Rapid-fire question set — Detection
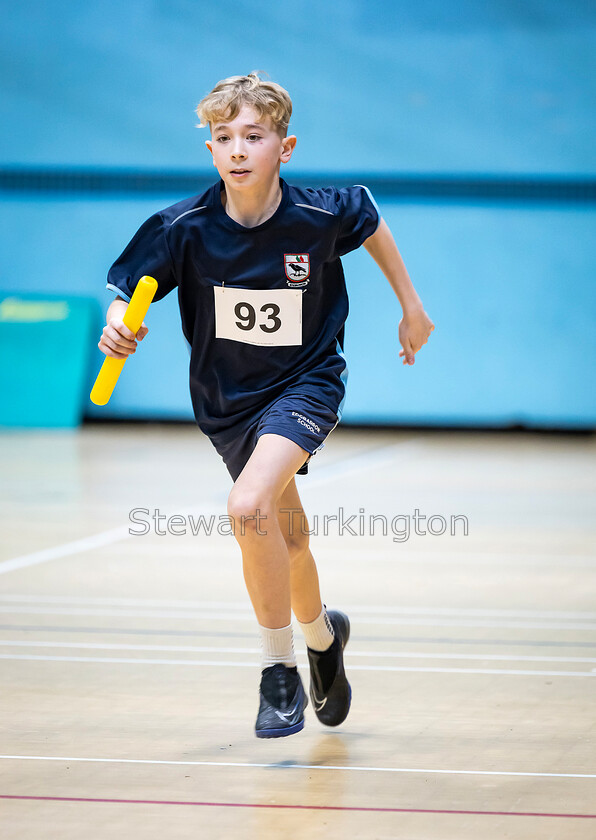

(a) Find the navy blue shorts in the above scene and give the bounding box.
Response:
[211,394,339,482]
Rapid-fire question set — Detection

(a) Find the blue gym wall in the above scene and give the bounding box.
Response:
[1,1,595,427]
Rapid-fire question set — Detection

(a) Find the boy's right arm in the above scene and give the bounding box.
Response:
[98,296,149,360]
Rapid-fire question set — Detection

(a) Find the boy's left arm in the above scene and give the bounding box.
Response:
[363,218,434,365]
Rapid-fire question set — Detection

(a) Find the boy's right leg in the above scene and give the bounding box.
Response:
[227,433,310,738]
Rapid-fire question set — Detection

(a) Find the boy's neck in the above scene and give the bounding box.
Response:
[221,174,283,228]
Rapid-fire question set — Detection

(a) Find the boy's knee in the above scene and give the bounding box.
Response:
[227,487,272,535]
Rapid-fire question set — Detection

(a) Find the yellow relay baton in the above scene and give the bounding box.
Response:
[90,275,158,406]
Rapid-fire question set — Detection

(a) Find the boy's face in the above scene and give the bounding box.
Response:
[205,104,296,192]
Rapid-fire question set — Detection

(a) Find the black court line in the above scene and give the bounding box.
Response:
[1,625,596,648]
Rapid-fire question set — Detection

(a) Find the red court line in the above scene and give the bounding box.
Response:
[1,795,595,819]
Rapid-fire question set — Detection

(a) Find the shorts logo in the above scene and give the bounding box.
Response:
[284,254,310,287]
[292,411,320,434]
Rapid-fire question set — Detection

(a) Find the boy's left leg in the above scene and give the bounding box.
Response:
[277,479,352,728]
[275,477,325,626]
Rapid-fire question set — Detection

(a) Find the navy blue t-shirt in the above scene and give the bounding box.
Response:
[107,178,379,441]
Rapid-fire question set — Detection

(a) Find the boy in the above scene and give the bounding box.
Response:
[99,72,434,738]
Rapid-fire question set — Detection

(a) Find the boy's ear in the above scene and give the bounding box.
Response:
[280,134,297,164]
[205,139,219,168]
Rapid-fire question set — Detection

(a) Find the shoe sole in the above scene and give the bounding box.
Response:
[255,719,305,739]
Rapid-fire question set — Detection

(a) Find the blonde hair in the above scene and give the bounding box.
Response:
[196,72,292,135]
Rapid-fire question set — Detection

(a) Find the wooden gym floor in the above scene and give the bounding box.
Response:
[0,424,595,839]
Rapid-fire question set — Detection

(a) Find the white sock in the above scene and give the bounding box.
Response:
[259,623,296,668]
[298,607,335,652]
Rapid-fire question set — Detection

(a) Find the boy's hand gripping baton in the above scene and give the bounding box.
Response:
[90,275,158,406]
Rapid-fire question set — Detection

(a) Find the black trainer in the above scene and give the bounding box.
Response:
[307,609,351,727]
[255,664,308,739]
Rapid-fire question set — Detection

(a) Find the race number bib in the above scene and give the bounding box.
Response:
[214,287,302,347]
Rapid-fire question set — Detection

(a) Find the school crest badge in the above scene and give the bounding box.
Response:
[284,254,310,287]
